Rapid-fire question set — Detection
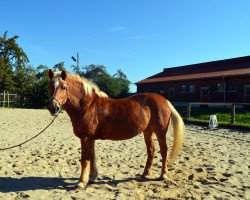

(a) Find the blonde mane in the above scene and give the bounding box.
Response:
[80,76,108,97]
[69,73,108,97]
[53,71,108,97]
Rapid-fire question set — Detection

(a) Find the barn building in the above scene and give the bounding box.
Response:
[136,56,250,103]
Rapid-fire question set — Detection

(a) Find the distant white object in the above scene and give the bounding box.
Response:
[209,115,218,128]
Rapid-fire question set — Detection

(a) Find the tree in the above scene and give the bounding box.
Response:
[0,31,29,70]
[114,69,131,97]
[0,31,57,108]
[0,58,15,92]
[72,64,131,98]
[53,62,65,71]
[23,65,50,108]
[71,64,80,75]
[0,31,30,93]
[96,75,123,97]
[13,65,36,94]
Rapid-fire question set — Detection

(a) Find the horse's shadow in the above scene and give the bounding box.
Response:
[0,176,158,193]
[0,177,78,193]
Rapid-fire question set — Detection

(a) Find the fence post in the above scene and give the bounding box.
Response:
[231,104,235,124]
[186,103,191,118]
[3,91,5,107]
[7,91,10,107]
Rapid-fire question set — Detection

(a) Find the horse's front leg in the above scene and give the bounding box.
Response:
[77,137,94,189]
[89,140,98,183]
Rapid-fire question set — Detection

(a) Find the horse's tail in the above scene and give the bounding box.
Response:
[167,100,185,165]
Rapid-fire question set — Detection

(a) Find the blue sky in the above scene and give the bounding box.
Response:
[1,0,250,92]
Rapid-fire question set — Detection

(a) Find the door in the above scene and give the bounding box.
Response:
[200,87,209,102]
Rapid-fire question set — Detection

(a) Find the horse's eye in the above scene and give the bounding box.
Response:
[62,85,67,90]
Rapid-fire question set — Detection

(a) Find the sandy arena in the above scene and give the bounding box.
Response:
[0,108,249,199]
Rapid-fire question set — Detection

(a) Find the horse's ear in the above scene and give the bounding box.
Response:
[61,69,67,80]
[48,69,54,80]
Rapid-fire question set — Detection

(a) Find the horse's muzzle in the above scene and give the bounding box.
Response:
[48,101,60,116]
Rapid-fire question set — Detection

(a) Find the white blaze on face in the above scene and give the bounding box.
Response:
[53,79,60,96]
[54,80,59,89]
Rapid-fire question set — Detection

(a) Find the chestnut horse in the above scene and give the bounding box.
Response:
[47,69,184,189]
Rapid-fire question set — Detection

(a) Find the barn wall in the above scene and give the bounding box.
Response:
[137,75,250,103]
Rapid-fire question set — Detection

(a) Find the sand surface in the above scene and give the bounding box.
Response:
[0,108,249,200]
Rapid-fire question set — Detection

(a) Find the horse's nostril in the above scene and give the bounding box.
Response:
[55,106,60,112]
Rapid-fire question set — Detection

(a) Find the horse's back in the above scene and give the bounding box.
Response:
[129,92,168,104]
[128,93,170,112]
[107,92,169,112]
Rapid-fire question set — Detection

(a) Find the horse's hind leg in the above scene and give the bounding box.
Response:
[155,131,168,179]
[141,130,155,178]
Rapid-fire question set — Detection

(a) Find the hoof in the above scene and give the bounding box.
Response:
[89,172,98,184]
[159,173,168,180]
[88,178,96,184]
[140,173,151,179]
[75,186,84,191]
[75,182,87,190]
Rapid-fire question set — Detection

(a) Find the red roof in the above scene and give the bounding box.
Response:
[136,56,250,84]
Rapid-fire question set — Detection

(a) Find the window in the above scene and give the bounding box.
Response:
[189,85,196,93]
[180,85,187,93]
[216,83,225,92]
[228,83,237,92]
[245,86,250,96]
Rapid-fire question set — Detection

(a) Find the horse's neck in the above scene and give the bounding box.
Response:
[63,91,98,136]
[62,77,82,112]
[64,95,93,113]
[63,80,95,118]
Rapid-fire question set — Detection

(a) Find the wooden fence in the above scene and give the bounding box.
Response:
[0,91,18,107]
[173,102,250,124]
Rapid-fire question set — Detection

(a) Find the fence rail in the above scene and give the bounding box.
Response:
[173,102,250,124]
[0,91,18,107]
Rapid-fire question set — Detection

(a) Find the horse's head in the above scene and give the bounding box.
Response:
[47,69,69,116]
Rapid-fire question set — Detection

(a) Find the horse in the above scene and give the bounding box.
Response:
[47,69,184,189]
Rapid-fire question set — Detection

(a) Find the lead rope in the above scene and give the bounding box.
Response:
[0,114,59,151]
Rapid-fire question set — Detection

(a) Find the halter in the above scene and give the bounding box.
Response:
[49,86,70,106]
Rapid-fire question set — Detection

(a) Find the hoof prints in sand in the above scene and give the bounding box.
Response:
[0,109,249,199]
